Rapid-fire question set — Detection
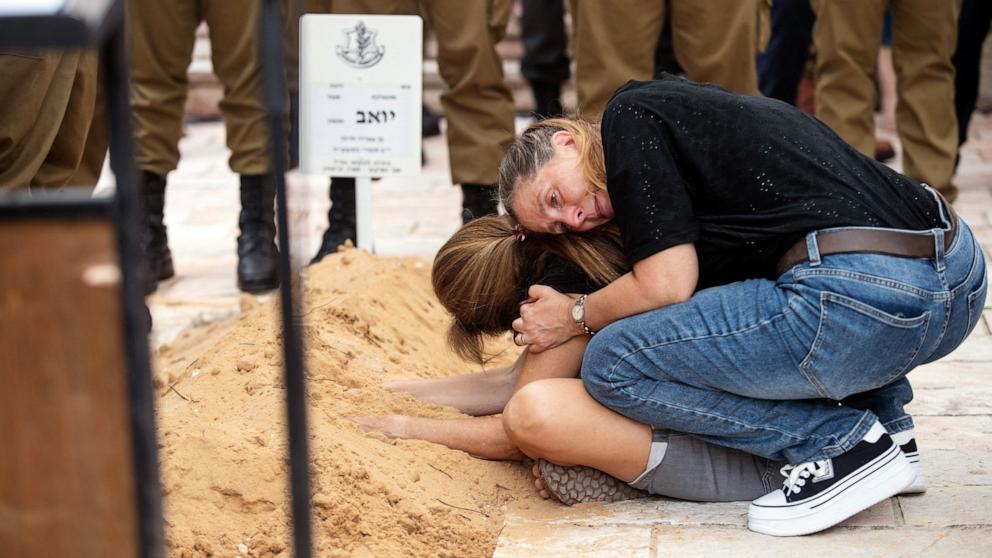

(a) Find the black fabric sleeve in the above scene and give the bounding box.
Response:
[601,86,700,265]
[524,254,601,299]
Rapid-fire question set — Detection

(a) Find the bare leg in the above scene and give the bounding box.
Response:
[503,378,652,483]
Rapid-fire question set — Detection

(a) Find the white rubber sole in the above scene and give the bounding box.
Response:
[899,452,926,494]
[748,446,915,537]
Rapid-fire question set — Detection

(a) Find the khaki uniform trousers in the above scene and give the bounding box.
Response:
[330,0,516,186]
[812,0,961,196]
[0,50,105,191]
[569,0,769,119]
[129,0,270,176]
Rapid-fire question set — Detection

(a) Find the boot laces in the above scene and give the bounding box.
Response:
[780,460,830,496]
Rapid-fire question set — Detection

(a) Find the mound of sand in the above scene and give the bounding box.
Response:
[154,249,536,557]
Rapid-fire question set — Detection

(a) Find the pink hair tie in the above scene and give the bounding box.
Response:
[513,224,526,242]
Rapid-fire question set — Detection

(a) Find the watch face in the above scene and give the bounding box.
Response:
[571,299,584,322]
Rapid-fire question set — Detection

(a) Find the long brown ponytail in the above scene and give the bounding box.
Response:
[432,215,626,363]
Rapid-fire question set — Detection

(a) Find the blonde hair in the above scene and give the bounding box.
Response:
[432,215,626,364]
[497,117,607,221]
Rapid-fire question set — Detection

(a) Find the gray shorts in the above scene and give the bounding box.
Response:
[629,429,782,502]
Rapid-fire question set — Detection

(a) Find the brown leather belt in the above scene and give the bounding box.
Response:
[775,196,958,276]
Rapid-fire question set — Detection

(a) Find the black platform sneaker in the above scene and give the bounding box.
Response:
[748,421,915,537]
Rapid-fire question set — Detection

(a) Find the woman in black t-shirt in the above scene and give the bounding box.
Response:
[501,75,987,536]
[354,215,781,505]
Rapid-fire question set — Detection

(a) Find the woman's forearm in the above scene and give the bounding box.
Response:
[585,243,698,331]
[386,362,519,416]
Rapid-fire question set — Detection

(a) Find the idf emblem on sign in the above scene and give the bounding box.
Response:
[336,21,385,69]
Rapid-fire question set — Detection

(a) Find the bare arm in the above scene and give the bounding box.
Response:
[514,243,699,352]
[386,363,518,417]
[354,337,589,460]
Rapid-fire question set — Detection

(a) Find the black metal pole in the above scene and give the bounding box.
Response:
[259,1,314,556]
[102,10,167,558]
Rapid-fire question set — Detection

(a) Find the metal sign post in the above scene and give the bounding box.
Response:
[300,14,423,252]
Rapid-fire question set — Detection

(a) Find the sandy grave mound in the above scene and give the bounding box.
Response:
[154,249,537,557]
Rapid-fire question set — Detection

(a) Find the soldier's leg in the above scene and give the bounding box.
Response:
[129,0,199,176]
[670,0,765,96]
[891,0,962,200]
[0,50,91,190]
[204,0,284,292]
[424,0,516,222]
[129,0,198,292]
[810,0,886,157]
[68,56,108,187]
[568,0,664,119]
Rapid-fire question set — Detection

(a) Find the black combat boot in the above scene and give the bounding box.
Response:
[530,81,564,121]
[237,174,280,293]
[310,177,357,264]
[139,170,174,294]
[460,183,499,224]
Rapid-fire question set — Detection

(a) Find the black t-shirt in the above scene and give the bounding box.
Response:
[522,254,601,301]
[601,76,944,289]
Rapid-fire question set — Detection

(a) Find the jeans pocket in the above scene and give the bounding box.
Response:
[800,292,931,400]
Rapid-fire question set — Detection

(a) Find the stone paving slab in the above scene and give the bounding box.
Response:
[493,523,654,558]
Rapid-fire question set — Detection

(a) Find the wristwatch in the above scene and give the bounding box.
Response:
[571,294,596,336]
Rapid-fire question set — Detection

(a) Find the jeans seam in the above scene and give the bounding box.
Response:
[813,411,876,460]
[950,243,984,298]
[794,267,942,300]
[606,377,811,449]
[611,306,793,362]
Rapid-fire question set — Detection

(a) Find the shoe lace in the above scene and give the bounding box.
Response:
[780,460,830,496]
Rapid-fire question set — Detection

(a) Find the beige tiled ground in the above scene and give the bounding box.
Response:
[133,111,992,555]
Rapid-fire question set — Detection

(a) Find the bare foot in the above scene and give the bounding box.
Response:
[350,415,410,439]
[532,462,553,500]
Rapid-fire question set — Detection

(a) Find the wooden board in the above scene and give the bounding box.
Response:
[0,217,139,557]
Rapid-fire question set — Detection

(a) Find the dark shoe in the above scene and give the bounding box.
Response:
[310,177,357,264]
[530,80,564,121]
[461,183,499,224]
[422,104,442,138]
[237,174,280,293]
[139,170,174,295]
[874,139,896,163]
[748,421,914,536]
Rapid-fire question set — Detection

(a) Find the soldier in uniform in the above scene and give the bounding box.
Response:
[568,0,770,118]
[305,0,517,262]
[811,0,962,201]
[129,0,280,293]
[0,50,104,190]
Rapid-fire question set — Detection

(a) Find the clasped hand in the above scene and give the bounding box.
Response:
[512,285,579,353]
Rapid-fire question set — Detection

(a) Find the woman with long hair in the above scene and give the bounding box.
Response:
[499,74,986,535]
[355,214,782,505]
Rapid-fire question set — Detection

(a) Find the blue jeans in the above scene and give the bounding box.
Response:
[583,206,988,465]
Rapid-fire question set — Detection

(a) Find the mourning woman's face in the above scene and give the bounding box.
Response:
[511,132,614,235]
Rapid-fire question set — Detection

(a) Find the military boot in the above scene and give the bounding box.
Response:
[310,177,357,264]
[139,170,174,294]
[237,174,280,293]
